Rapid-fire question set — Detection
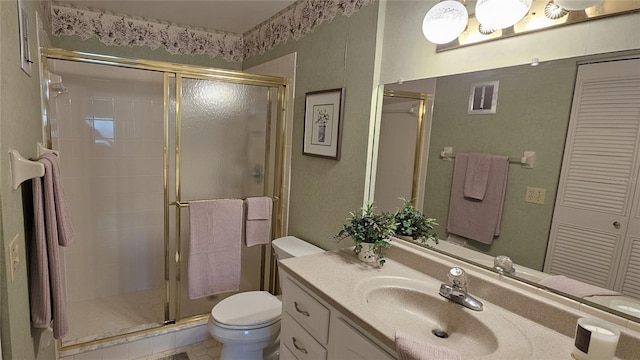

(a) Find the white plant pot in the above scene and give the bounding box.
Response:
[358,243,377,263]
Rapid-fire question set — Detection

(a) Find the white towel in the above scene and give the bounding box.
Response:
[188,199,243,299]
[447,154,509,244]
[245,197,273,247]
[395,331,461,360]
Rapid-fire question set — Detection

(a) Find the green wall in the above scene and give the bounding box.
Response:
[1,1,56,359]
[423,59,577,270]
[243,3,381,250]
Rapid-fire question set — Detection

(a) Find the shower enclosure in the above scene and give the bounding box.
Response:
[42,49,288,349]
[374,90,430,212]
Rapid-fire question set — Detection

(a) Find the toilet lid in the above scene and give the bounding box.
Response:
[211,291,281,328]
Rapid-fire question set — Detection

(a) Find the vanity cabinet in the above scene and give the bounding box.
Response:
[280,273,395,360]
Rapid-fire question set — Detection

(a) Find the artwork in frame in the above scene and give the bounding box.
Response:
[303,88,344,160]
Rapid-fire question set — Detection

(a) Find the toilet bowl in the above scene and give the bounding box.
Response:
[208,236,324,360]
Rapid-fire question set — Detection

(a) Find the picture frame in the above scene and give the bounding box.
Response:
[468,81,499,114]
[18,0,33,76]
[303,88,344,160]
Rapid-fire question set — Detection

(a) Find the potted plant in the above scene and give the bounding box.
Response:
[394,198,439,246]
[334,203,397,266]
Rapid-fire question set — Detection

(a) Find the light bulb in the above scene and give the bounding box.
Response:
[422,0,469,45]
[475,0,533,30]
[554,0,603,11]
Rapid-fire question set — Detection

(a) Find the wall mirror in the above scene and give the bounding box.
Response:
[372,48,640,322]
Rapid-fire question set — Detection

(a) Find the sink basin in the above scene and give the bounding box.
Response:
[355,276,532,358]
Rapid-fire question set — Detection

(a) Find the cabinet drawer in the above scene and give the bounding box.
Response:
[280,342,298,360]
[281,312,327,360]
[283,277,330,344]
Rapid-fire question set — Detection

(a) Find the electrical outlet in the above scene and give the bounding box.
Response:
[9,234,20,282]
[525,187,546,204]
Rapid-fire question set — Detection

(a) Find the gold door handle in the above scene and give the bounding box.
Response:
[613,221,621,229]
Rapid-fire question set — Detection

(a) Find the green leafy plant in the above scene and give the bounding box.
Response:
[334,203,397,266]
[394,198,439,246]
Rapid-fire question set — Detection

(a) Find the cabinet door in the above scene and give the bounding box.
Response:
[329,318,395,360]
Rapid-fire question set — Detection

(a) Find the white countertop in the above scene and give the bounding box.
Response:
[280,243,584,359]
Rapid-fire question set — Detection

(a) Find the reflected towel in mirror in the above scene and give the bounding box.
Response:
[539,275,622,298]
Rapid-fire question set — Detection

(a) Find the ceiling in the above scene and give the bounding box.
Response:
[53,0,298,34]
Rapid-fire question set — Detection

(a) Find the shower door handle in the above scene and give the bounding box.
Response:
[250,164,263,182]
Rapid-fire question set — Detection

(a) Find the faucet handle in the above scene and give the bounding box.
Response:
[447,267,468,290]
[494,255,515,275]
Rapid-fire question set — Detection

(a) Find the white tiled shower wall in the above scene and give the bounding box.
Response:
[51,75,166,302]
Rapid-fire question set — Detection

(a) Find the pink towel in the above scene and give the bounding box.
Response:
[539,275,622,298]
[40,153,74,246]
[30,154,74,339]
[245,197,273,247]
[447,153,509,244]
[463,153,491,200]
[395,331,461,360]
[188,199,243,299]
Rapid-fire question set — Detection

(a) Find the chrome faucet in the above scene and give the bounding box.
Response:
[493,255,516,275]
[439,267,483,311]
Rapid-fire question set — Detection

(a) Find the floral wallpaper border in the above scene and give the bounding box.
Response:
[51,0,374,63]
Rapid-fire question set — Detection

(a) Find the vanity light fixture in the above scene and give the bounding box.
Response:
[475,0,534,30]
[544,1,569,19]
[421,0,469,45]
[553,0,603,11]
[425,0,636,49]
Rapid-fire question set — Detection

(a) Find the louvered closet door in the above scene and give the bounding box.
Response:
[545,59,640,291]
[615,163,640,297]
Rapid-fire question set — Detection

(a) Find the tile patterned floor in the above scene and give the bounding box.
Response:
[133,338,222,360]
[65,287,165,346]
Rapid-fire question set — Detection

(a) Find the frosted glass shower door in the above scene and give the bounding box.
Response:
[172,76,277,319]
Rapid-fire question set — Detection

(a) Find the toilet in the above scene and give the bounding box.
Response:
[207,236,324,360]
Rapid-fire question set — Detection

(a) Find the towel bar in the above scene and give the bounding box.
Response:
[8,143,58,190]
[9,150,44,191]
[440,147,535,168]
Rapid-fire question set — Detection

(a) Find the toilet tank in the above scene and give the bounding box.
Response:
[272,236,324,260]
[272,236,324,289]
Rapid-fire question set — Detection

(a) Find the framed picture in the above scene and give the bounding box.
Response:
[303,88,344,160]
[468,81,499,114]
[18,0,33,76]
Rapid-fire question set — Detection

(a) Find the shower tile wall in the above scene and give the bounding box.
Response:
[51,76,165,302]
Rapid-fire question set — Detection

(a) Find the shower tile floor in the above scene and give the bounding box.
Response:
[65,287,165,346]
[133,339,222,360]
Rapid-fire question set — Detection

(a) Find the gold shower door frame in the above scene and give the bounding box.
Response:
[381,89,428,206]
[41,48,289,352]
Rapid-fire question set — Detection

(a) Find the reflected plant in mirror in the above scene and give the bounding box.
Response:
[394,198,439,246]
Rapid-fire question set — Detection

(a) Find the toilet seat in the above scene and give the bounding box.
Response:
[211,291,281,330]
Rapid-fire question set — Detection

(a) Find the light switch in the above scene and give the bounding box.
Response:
[525,187,546,204]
